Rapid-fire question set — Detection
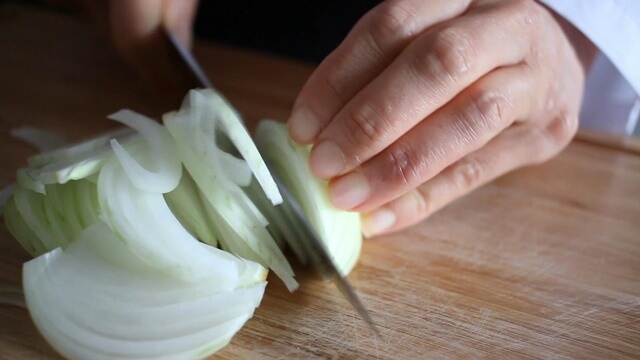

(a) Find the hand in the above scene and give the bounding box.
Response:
[67,0,199,100]
[287,0,596,237]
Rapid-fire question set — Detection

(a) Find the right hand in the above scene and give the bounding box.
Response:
[72,0,200,100]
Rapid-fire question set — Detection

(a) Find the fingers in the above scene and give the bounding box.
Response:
[287,0,472,143]
[163,0,200,47]
[307,1,539,180]
[110,0,199,55]
[361,121,556,237]
[328,64,538,212]
[109,0,199,102]
[110,0,164,60]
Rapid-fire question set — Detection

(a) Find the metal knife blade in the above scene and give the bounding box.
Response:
[163,29,379,336]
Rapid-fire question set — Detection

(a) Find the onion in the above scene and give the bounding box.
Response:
[24,223,267,360]
[10,126,68,152]
[254,120,363,276]
[108,110,182,194]
[2,88,364,359]
[164,89,298,291]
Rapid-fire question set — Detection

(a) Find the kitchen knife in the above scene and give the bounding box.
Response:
[163,29,379,336]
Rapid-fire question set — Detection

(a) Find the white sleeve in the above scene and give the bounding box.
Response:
[538,0,640,136]
[537,0,640,95]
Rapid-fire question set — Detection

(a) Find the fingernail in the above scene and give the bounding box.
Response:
[362,209,396,238]
[329,172,370,210]
[288,106,320,143]
[310,140,345,179]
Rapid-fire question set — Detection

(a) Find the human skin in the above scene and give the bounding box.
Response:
[86,0,597,237]
[286,0,597,236]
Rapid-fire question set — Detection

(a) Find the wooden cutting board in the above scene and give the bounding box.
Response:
[1,5,639,359]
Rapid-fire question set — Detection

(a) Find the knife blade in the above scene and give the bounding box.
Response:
[163,29,379,336]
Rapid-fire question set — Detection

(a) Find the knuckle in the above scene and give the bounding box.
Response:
[524,112,577,166]
[370,0,419,41]
[543,111,578,148]
[416,27,474,83]
[383,144,424,189]
[464,89,509,134]
[413,186,433,217]
[323,69,349,102]
[344,102,390,149]
[451,157,485,190]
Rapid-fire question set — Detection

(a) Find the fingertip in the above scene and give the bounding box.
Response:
[287,106,321,144]
[309,140,345,179]
[361,208,396,238]
[164,0,199,47]
[328,171,371,210]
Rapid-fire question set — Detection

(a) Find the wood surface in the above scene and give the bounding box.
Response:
[1,5,639,359]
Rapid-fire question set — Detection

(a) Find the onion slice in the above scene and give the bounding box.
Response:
[164,89,298,291]
[200,90,282,205]
[254,120,363,276]
[23,222,267,360]
[10,126,69,152]
[97,142,238,283]
[108,110,182,194]
[15,128,139,194]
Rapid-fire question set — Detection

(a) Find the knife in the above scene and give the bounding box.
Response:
[163,29,379,337]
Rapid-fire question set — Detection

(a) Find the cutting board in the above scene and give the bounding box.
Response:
[1,5,639,359]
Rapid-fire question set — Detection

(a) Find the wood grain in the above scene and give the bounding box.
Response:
[1,5,639,360]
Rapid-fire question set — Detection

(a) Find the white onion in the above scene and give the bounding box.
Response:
[2,88,365,360]
[10,126,68,152]
[108,110,182,194]
[24,223,267,360]
[255,120,363,276]
[164,89,298,291]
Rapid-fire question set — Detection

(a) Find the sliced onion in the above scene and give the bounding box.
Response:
[108,110,182,193]
[12,185,59,254]
[16,169,45,194]
[164,170,219,247]
[97,142,239,283]
[10,126,69,152]
[26,127,135,168]
[164,90,298,291]
[3,192,45,256]
[23,222,267,360]
[198,89,282,205]
[15,128,140,194]
[6,179,101,256]
[3,89,368,360]
[255,120,363,276]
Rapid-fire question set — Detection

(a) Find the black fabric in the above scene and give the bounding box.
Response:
[194,1,381,64]
[5,0,382,64]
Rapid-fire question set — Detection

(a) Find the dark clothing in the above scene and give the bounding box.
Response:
[194,1,380,64]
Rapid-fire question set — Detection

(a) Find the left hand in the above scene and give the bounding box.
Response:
[286,0,596,237]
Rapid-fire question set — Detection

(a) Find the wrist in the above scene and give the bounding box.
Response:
[541,3,599,74]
